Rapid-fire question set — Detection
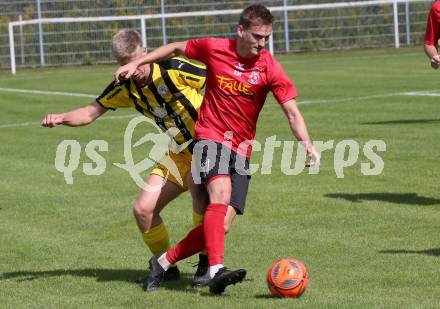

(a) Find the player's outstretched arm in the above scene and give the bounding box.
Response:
[280,99,320,167]
[424,44,440,69]
[41,101,107,128]
[114,41,188,82]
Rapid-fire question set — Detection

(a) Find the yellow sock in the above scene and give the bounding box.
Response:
[142,222,170,256]
[193,211,204,227]
[193,211,206,255]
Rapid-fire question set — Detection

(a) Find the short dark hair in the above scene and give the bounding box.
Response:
[238,4,274,29]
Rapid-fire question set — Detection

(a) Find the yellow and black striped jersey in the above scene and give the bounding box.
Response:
[96,57,206,150]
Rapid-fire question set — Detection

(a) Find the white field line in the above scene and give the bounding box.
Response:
[0,68,109,81]
[272,90,440,106]
[0,87,97,98]
[278,51,422,65]
[401,90,440,97]
[297,92,403,105]
[0,87,438,129]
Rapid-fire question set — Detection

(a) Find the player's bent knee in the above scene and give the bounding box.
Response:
[209,190,231,205]
[133,201,154,220]
[212,197,230,205]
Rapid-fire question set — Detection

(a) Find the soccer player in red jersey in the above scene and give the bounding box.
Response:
[424,0,440,69]
[115,5,320,294]
[41,29,242,288]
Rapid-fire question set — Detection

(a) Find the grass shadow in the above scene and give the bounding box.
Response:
[379,248,440,257]
[0,268,144,283]
[0,268,197,292]
[325,192,440,206]
[254,293,276,299]
[360,118,440,125]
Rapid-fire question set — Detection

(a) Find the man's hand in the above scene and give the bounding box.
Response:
[306,146,321,167]
[114,62,138,83]
[41,114,64,127]
[431,54,440,69]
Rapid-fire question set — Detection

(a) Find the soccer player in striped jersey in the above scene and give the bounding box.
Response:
[41,29,242,289]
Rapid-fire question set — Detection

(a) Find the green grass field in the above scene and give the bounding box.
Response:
[1,47,439,308]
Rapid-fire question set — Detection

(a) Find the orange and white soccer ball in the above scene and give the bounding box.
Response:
[266,258,309,298]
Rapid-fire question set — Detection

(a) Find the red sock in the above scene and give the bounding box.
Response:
[166,225,205,264]
[203,203,227,266]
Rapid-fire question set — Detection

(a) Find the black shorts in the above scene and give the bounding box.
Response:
[191,140,251,215]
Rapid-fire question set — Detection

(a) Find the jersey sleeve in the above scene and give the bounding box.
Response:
[185,38,213,64]
[424,4,440,45]
[174,58,206,90]
[96,81,131,110]
[267,57,298,104]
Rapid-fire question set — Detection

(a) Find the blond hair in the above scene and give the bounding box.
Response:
[112,29,143,63]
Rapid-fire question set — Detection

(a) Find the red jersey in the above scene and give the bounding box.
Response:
[424,1,440,45]
[185,37,297,158]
